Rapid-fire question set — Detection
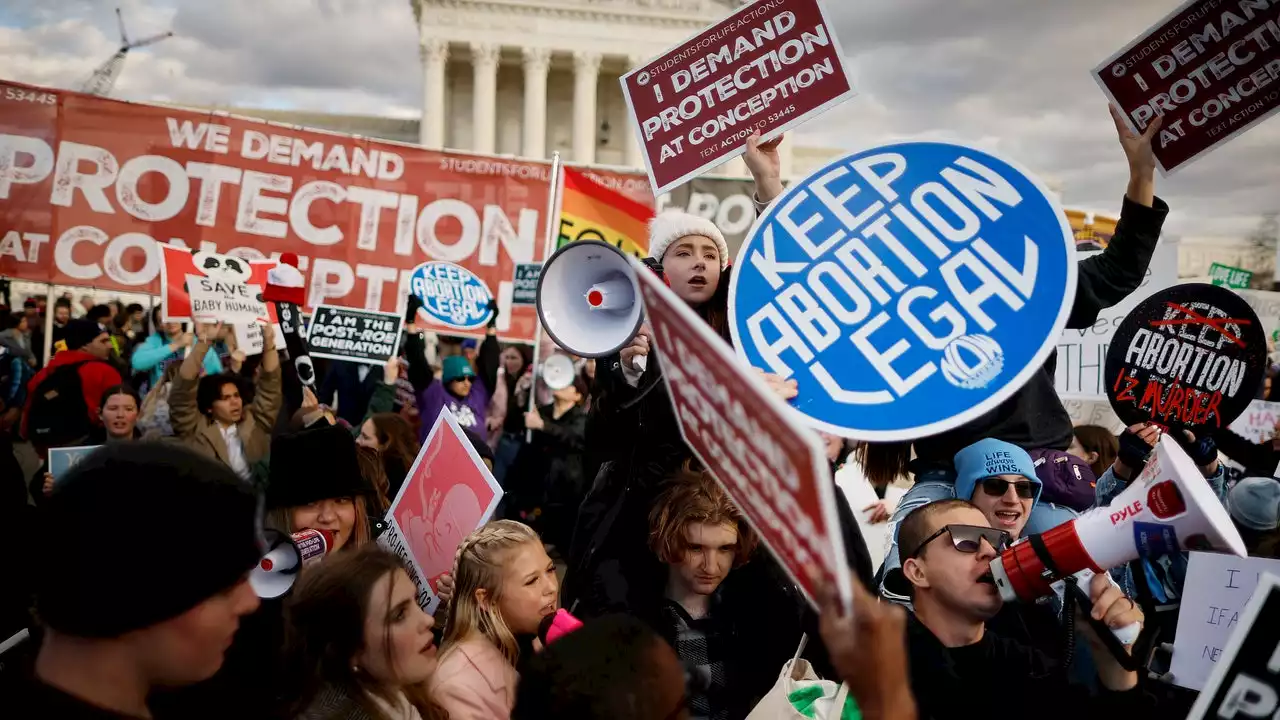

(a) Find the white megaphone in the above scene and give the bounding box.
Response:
[536,240,647,371]
[540,353,576,391]
[990,435,1247,604]
[250,527,334,599]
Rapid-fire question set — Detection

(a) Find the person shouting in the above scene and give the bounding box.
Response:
[895,499,1156,718]
[431,520,558,720]
[169,322,281,480]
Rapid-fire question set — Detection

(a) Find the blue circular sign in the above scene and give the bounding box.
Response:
[729,142,1076,441]
[408,261,494,329]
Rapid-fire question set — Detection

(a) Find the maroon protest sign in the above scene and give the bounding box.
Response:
[1094,0,1280,174]
[629,256,851,610]
[1105,283,1266,433]
[621,0,855,195]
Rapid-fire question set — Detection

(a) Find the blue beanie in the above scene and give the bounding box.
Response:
[442,355,476,385]
[954,439,1042,509]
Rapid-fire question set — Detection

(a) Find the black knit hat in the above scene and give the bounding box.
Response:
[35,442,262,638]
[64,318,107,350]
[266,424,372,510]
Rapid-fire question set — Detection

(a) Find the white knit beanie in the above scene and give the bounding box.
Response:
[647,211,730,270]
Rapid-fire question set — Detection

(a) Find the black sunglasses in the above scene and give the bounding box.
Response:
[908,524,1011,560]
[980,477,1036,499]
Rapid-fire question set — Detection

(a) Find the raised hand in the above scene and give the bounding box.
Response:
[744,132,785,204]
[196,322,224,344]
[1110,103,1162,175]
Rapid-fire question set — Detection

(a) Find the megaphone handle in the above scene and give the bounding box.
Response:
[633,354,647,373]
[1065,578,1142,672]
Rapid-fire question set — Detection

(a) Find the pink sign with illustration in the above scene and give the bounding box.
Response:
[377,407,503,612]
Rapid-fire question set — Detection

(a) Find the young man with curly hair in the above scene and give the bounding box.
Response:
[646,468,760,720]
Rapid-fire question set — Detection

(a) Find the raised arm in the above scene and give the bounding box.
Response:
[250,322,282,434]
[1067,107,1168,329]
[170,323,219,438]
[745,132,786,206]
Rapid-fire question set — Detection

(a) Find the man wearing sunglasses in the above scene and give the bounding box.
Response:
[881,439,1075,604]
[897,500,1152,719]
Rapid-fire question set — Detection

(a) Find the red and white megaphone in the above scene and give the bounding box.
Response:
[991,435,1247,603]
[536,241,648,372]
[250,528,334,599]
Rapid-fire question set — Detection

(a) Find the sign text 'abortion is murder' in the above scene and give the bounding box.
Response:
[306,305,404,366]
[621,0,854,195]
[1095,0,1280,174]
[729,142,1076,441]
[1105,283,1265,434]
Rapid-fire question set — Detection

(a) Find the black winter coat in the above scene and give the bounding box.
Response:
[507,402,587,550]
[912,196,1170,466]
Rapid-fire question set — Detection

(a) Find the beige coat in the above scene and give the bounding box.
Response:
[169,366,282,471]
[429,637,517,720]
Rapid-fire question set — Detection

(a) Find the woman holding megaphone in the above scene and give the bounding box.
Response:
[564,133,876,618]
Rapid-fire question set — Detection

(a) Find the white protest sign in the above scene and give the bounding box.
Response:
[834,462,905,573]
[1172,552,1280,692]
[186,275,268,325]
[1060,397,1124,433]
[1055,240,1179,399]
[1229,400,1280,444]
[234,324,264,356]
[377,407,503,614]
[1237,288,1280,340]
[1187,573,1280,720]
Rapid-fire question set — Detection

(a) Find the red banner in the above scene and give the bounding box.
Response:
[1094,0,1280,174]
[0,80,659,342]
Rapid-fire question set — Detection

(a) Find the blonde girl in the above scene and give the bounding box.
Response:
[429,520,558,720]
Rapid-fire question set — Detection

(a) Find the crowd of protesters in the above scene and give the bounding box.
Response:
[0,107,1278,720]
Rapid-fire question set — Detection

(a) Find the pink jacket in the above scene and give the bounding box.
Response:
[429,638,517,720]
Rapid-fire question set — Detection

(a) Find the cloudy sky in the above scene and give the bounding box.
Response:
[1,0,1276,239]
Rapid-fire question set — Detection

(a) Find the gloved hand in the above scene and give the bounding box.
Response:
[486,298,500,329]
[1174,429,1218,468]
[1117,425,1156,479]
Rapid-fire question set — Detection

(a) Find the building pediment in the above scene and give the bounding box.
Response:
[412,0,738,26]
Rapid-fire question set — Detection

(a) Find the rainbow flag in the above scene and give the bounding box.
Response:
[556,167,654,258]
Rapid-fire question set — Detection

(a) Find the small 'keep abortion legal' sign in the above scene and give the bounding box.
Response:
[729,142,1076,441]
[1105,283,1266,434]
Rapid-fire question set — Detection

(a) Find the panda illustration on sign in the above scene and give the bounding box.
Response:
[159,245,276,323]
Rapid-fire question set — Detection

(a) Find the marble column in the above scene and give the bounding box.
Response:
[572,51,602,164]
[624,54,646,169]
[471,42,501,155]
[419,39,448,148]
[521,48,551,159]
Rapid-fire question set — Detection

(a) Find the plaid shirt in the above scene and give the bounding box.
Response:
[660,598,732,720]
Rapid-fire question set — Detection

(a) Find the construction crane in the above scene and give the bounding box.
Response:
[81,8,173,97]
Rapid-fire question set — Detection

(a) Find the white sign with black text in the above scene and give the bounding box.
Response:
[1054,241,1179,399]
[1172,552,1280,692]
